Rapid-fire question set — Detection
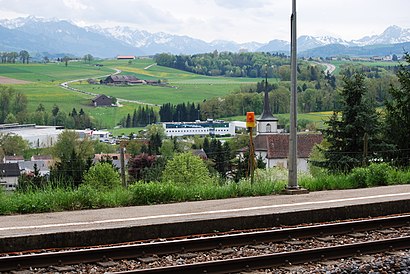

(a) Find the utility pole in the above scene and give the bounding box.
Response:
[285,0,308,194]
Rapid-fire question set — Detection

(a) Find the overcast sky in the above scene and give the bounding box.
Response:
[0,0,408,43]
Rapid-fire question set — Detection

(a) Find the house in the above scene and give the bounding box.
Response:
[103,75,145,85]
[254,133,323,171]
[116,55,136,60]
[92,94,113,107]
[3,155,24,163]
[253,80,322,172]
[0,163,20,191]
[19,156,53,177]
[191,149,208,160]
[94,153,131,170]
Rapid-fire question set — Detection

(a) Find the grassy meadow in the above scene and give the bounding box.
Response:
[0,58,260,128]
[0,58,339,129]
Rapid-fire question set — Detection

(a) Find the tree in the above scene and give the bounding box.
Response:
[162,152,212,185]
[0,133,29,156]
[318,73,381,172]
[62,56,70,67]
[83,54,94,64]
[128,153,157,182]
[384,53,410,167]
[82,162,121,191]
[19,50,30,64]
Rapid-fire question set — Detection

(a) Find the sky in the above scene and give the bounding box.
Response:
[0,0,408,43]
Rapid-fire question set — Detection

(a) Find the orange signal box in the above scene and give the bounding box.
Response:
[246,112,256,128]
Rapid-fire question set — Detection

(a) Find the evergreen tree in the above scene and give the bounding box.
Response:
[384,53,410,167]
[318,73,381,172]
[203,137,210,155]
[126,114,131,128]
[132,109,138,127]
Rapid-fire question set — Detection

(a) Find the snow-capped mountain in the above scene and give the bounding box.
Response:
[0,16,409,57]
[352,25,410,46]
[88,25,263,55]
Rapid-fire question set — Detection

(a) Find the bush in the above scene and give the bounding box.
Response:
[366,163,392,187]
[387,168,410,185]
[162,152,213,185]
[83,162,122,191]
[348,167,369,188]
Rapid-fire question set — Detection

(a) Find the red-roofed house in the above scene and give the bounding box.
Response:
[252,79,323,172]
[254,133,323,171]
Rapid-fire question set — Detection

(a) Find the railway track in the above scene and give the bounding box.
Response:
[1,215,409,273]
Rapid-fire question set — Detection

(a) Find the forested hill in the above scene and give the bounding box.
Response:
[154,52,289,78]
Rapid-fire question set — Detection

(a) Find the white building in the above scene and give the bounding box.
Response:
[0,124,64,148]
[163,120,236,137]
[76,129,111,141]
[253,84,322,172]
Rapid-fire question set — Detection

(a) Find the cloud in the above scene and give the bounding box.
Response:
[214,0,270,9]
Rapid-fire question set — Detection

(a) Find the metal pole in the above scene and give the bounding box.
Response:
[249,127,255,184]
[120,145,127,188]
[288,0,298,189]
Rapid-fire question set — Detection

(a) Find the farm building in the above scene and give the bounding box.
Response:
[103,75,145,85]
[92,94,113,107]
[116,55,136,60]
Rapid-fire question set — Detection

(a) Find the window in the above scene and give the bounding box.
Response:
[266,123,271,132]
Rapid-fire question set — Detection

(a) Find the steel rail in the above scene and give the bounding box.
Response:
[0,215,409,272]
[113,236,410,274]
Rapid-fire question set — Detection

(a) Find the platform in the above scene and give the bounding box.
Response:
[1,185,410,252]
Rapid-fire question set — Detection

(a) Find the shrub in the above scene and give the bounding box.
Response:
[83,162,121,191]
[162,152,213,185]
[349,167,369,188]
[387,168,410,185]
[366,163,392,187]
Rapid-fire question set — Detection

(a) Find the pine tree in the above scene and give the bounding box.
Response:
[126,114,131,128]
[132,109,138,127]
[318,73,381,172]
[384,53,410,167]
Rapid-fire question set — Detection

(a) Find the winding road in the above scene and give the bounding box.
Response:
[311,61,336,75]
[59,67,157,106]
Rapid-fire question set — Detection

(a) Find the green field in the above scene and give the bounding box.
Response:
[1,58,334,129]
[0,59,259,128]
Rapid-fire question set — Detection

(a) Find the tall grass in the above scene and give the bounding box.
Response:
[1,164,409,215]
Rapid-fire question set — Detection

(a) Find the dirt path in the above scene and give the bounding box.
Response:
[0,76,32,84]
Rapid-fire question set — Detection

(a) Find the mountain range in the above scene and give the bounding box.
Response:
[0,16,409,58]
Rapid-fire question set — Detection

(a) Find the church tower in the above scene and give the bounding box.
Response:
[256,74,278,135]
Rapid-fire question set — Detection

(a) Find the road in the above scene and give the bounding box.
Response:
[311,61,336,75]
[59,68,157,107]
[322,62,336,74]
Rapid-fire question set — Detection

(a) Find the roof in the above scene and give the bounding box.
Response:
[4,155,24,162]
[92,94,112,106]
[258,81,278,121]
[0,163,21,177]
[254,133,323,159]
[31,155,53,161]
[105,75,140,83]
[191,149,208,160]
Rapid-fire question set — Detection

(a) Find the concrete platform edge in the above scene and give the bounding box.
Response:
[1,199,409,253]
